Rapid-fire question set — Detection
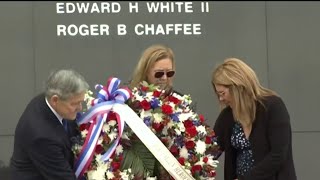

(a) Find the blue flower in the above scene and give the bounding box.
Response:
[174,135,184,147]
[170,113,180,122]
[150,98,160,108]
[143,117,152,127]
[193,119,201,126]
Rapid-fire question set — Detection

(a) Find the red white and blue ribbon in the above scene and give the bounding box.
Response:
[74,77,131,179]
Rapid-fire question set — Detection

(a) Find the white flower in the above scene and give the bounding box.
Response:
[195,140,206,154]
[179,146,189,159]
[178,112,193,122]
[153,113,163,123]
[145,92,155,100]
[95,154,103,163]
[120,169,133,180]
[206,155,219,167]
[178,122,186,132]
[141,109,152,120]
[175,107,183,113]
[195,159,205,166]
[108,120,116,126]
[87,164,108,180]
[146,177,157,180]
[97,136,103,145]
[81,129,88,138]
[115,144,123,155]
[172,92,183,99]
[106,171,115,179]
[84,92,95,110]
[162,126,168,136]
[196,125,207,135]
[103,123,110,133]
[174,128,181,135]
[108,131,117,141]
[134,92,144,102]
[182,94,192,104]
[121,133,130,140]
[169,102,176,110]
[166,120,174,128]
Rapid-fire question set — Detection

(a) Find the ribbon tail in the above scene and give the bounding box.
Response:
[112,103,195,180]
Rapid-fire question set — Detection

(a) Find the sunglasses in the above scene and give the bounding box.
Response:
[154,70,175,78]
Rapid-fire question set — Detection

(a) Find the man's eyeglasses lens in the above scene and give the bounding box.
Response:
[154,71,175,78]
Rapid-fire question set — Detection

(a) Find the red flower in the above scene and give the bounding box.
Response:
[203,156,208,163]
[108,111,117,120]
[199,114,205,123]
[186,126,198,138]
[205,136,212,144]
[185,141,196,150]
[168,96,181,104]
[141,86,149,92]
[152,122,164,132]
[140,100,151,110]
[183,120,193,128]
[161,104,173,114]
[178,157,185,165]
[209,170,216,177]
[95,144,104,154]
[191,165,202,175]
[169,145,179,156]
[153,90,161,97]
[79,123,90,131]
[161,138,169,146]
[111,161,121,170]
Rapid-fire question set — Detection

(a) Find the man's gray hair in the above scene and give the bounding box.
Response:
[45,69,89,100]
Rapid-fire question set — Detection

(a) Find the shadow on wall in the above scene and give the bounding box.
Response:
[0,161,10,180]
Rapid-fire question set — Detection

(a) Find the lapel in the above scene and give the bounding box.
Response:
[39,93,72,149]
[56,123,72,149]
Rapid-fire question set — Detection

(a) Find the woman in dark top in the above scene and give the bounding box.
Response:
[211,58,297,180]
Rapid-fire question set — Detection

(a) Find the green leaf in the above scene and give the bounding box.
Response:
[121,137,156,178]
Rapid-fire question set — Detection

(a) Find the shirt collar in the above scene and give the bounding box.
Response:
[45,97,63,125]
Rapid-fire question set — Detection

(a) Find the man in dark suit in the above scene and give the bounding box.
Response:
[10,69,89,180]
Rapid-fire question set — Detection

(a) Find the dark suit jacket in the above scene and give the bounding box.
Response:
[214,95,297,180]
[10,93,78,180]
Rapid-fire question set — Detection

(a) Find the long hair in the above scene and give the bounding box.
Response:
[211,58,277,126]
[129,44,175,89]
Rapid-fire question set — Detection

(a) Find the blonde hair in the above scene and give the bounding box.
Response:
[211,58,277,126]
[129,44,175,88]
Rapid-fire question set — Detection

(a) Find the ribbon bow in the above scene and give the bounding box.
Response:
[74,77,131,179]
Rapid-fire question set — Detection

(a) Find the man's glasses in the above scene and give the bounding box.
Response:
[154,70,175,78]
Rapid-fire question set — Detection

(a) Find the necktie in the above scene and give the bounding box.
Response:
[62,119,68,133]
